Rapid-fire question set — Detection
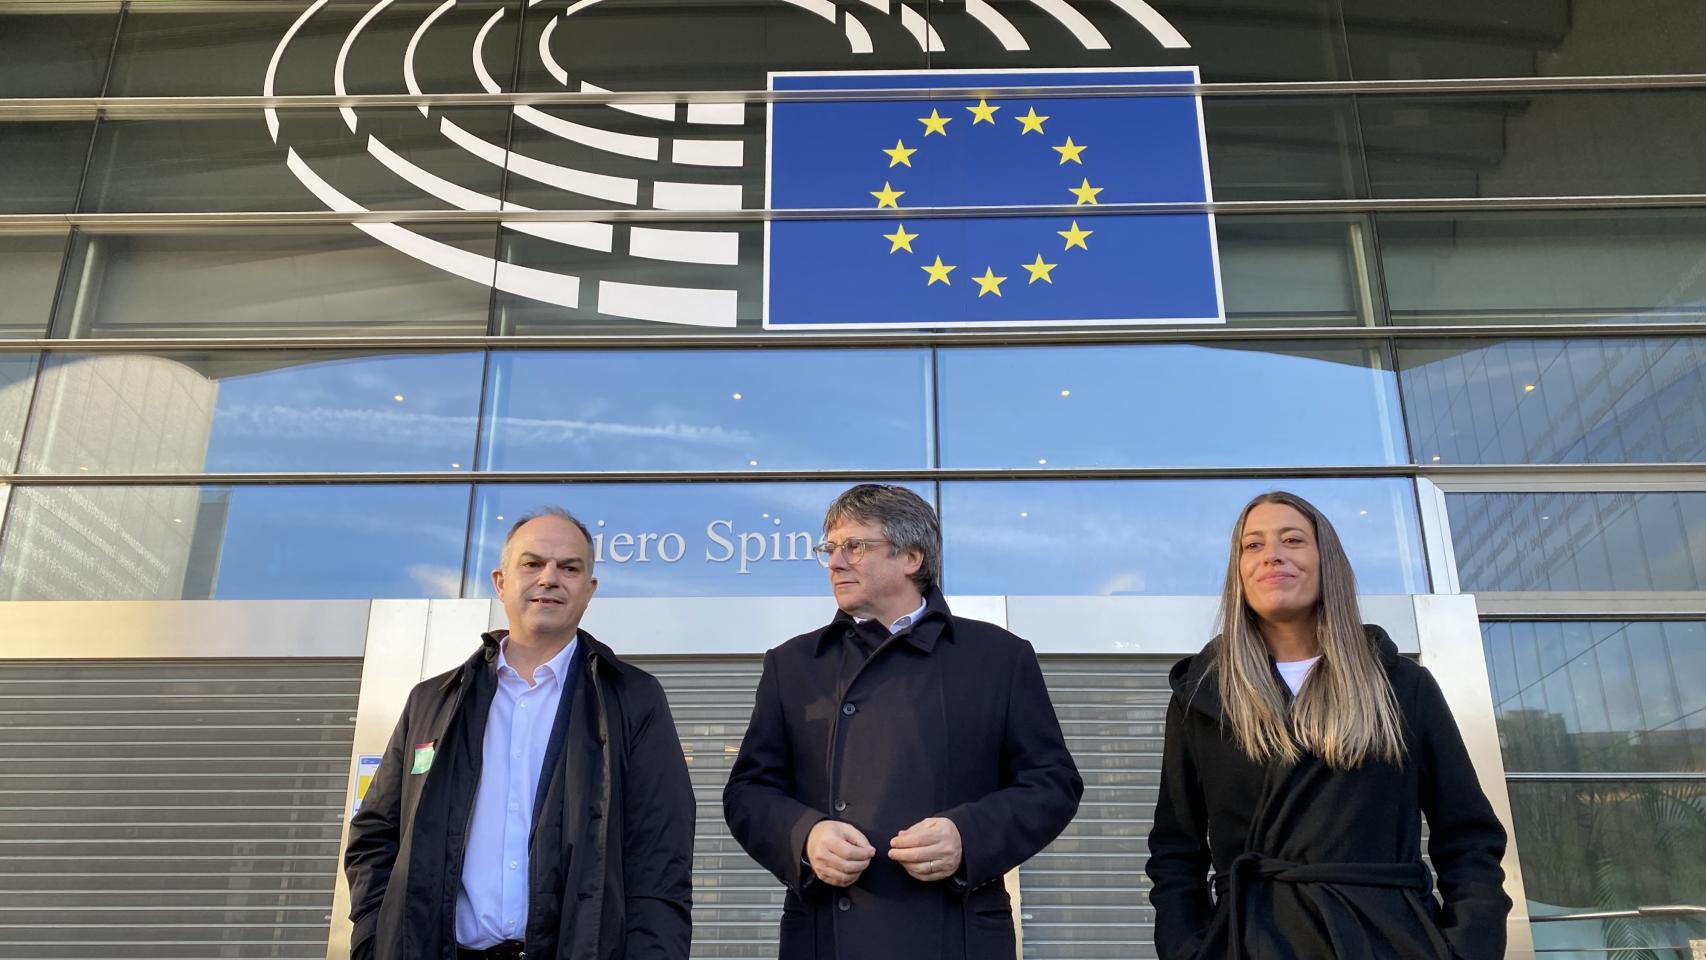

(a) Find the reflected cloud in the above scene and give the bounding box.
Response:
[407,563,462,598]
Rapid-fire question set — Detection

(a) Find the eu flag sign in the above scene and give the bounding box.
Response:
[764,68,1223,330]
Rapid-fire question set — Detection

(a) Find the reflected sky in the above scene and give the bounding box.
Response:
[22,352,482,474]
[206,484,471,599]
[942,478,1426,596]
[0,483,472,600]
[481,350,931,471]
[938,343,1403,467]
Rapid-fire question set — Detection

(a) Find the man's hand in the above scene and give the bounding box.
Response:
[806,820,876,887]
[888,817,962,883]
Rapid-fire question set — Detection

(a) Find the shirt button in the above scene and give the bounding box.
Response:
[834,799,847,812]
[837,897,851,911]
[841,703,856,716]
[510,802,520,812]
[509,861,519,870]
[519,702,526,709]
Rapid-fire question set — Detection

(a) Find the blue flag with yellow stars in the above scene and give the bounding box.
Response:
[763,68,1223,329]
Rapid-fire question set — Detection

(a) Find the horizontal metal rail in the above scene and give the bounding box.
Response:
[1504,772,1706,782]
[6,194,1706,229]
[4,73,1706,118]
[2,462,1704,486]
[1,321,1705,353]
[1530,905,1706,922]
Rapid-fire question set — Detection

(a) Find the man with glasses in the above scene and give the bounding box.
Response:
[723,484,1083,960]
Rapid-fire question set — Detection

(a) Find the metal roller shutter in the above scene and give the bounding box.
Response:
[636,657,775,960]
[640,654,1174,960]
[0,659,361,960]
[1024,656,1174,960]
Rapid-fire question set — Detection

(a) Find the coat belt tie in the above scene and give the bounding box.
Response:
[1221,852,1431,960]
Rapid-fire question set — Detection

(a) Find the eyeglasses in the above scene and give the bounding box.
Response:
[811,537,892,562]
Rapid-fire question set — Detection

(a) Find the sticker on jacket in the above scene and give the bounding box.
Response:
[411,741,436,775]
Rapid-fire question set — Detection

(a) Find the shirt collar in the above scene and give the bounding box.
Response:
[853,596,930,635]
[496,634,580,685]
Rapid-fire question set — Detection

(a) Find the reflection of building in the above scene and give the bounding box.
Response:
[0,356,219,600]
[2,1,1706,958]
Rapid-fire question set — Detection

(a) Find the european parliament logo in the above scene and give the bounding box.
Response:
[765,68,1223,329]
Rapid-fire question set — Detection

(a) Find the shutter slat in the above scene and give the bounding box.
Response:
[0,659,359,960]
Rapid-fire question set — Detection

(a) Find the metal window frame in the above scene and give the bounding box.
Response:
[4,72,1706,119]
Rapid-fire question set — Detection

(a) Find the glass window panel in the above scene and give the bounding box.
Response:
[0,484,471,601]
[495,214,1369,334]
[938,341,1402,469]
[1362,91,1706,199]
[463,482,935,598]
[482,350,929,471]
[0,231,68,338]
[0,9,119,97]
[1510,780,1706,936]
[931,0,1347,81]
[80,109,512,213]
[0,354,38,473]
[941,478,1426,596]
[1202,98,1363,201]
[19,352,482,475]
[1449,492,1706,593]
[51,225,496,339]
[0,122,95,215]
[516,0,923,92]
[1486,617,1706,772]
[1345,0,1706,80]
[1380,210,1706,327]
[1398,338,1706,464]
[104,1,517,97]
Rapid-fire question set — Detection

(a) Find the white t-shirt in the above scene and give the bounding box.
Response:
[1275,656,1321,695]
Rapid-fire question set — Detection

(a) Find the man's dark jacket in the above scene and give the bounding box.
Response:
[722,588,1084,960]
[345,630,695,960]
[1145,625,1510,960]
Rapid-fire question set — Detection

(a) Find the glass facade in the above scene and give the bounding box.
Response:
[4,0,1706,957]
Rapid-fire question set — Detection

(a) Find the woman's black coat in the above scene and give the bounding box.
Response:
[722,588,1083,960]
[1145,626,1510,960]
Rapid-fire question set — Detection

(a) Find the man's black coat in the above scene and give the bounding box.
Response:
[1145,625,1511,960]
[344,630,695,960]
[723,588,1084,960]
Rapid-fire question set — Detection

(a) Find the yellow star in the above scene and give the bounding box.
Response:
[882,139,918,168]
[871,181,905,209]
[1021,253,1057,284]
[883,224,919,253]
[918,108,951,136]
[1015,106,1049,134]
[1058,220,1093,250]
[967,98,999,124]
[1053,136,1086,165]
[1069,178,1102,205]
[922,256,955,286]
[973,267,1007,297]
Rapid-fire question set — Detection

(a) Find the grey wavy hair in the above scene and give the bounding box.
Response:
[822,484,942,591]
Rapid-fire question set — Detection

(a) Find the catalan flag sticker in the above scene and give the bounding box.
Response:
[411,741,437,775]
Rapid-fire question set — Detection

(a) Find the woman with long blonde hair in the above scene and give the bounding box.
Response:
[1145,491,1510,959]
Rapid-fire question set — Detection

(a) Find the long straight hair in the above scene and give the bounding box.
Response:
[1212,491,1406,769]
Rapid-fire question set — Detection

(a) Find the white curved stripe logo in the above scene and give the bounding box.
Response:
[266,0,1190,327]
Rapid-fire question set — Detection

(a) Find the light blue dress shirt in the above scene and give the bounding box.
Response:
[455,636,579,949]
